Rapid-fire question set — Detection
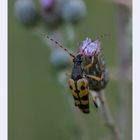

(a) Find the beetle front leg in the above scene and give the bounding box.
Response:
[83,56,94,70]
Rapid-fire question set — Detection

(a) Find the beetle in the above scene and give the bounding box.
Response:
[41,33,103,113]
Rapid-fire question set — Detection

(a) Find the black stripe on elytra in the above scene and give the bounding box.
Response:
[73,96,78,100]
[75,83,82,105]
[80,85,87,90]
[69,85,73,90]
[81,95,89,101]
[74,89,80,94]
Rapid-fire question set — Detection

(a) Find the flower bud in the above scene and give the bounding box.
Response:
[50,48,70,69]
[40,0,62,28]
[40,0,55,12]
[14,0,38,26]
[84,53,109,91]
[61,0,87,24]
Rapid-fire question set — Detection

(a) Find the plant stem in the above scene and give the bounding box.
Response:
[98,90,122,140]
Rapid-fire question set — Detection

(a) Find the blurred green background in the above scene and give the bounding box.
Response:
[9,0,132,140]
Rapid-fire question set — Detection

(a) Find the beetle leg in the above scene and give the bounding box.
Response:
[83,56,94,70]
[90,90,100,108]
[86,74,103,81]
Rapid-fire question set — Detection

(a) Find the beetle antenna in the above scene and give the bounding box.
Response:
[41,33,75,58]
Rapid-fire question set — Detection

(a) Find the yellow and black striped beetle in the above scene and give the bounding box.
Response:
[68,53,90,113]
[41,33,103,113]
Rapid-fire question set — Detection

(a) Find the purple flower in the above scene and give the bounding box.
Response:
[40,0,55,11]
[79,38,101,56]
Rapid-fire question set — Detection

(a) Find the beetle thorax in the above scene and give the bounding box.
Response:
[71,54,83,81]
